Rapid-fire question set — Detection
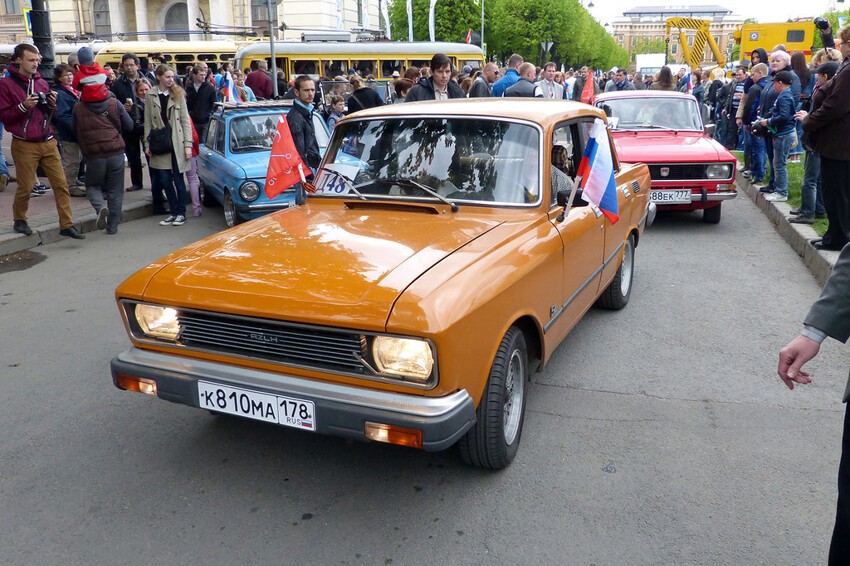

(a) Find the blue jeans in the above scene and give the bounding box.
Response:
[749,130,766,182]
[799,149,826,217]
[743,127,753,169]
[151,153,187,217]
[791,120,804,155]
[772,131,797,197]
[0,123,9,177]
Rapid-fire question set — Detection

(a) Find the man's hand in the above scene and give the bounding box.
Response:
[736,117,742,126]
[778,335,819,390]
[23,94,39,110]
[46,91,56,106]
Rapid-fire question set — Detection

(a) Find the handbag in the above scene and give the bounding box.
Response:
[147,124,173,155]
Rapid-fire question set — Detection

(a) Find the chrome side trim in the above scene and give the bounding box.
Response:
[544,240,625,333]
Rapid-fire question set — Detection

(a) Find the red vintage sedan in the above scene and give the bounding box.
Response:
[596,91,737,224]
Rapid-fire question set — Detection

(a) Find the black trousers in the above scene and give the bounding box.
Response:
[124,134,144,189]
[830,403,850,564]
[821,157,850,249]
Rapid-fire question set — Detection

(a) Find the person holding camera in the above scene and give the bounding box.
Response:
[0,43,84,239]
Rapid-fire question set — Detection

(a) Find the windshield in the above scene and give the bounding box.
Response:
[599,97,702,131]
[228,111,329,153]
[314,117,541,206]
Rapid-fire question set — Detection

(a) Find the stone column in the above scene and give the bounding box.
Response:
[134,0,149,35]
[107,0,128,34]
[186,0,201,38]
[208,0,229,39]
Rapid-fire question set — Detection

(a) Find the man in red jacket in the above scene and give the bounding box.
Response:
[245,61,273,100]
[0,43,84,238]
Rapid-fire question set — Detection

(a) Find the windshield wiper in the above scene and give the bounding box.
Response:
[383,178,458,212]
[637,124,677,131]
[319,166,369,201]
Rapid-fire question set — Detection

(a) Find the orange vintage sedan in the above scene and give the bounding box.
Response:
[110,100,655,469]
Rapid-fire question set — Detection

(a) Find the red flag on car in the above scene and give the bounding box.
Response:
[466,29,472,44]
[265,113,307,200]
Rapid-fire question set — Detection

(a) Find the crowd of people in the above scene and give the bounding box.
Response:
[1,28,848,245]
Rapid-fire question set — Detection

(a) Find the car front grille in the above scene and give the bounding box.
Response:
[177,311,368,374]
[648,164,706,181]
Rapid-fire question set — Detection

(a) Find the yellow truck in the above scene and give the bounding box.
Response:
[733,21,818,62]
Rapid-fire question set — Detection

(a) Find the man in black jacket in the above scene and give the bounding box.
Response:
[186,63,217,143]
[110,53,145,192]
[287,75,321,174]
[405,53,465,102]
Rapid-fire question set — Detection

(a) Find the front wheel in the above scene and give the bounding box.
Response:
[597,234,634,310]
[702,203,721,224]
[223,191,244,228]
[458,326,528,470]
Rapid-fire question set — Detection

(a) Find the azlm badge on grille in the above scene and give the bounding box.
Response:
[660,167,670,177]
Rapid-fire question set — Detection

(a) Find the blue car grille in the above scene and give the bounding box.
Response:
[177,311,368,374]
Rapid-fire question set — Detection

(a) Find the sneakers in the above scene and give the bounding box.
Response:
[765,193,788,202]
[789,215,815,224]
[126,185,143,192]
[30,186,45,197]
[69,186,87,197]
[159,215,178,226]
[59,226,86,239]
[0,173,8,192]
[789,208,802,216]
[171,215,186,226]
[741,171,752,178]
[13,220,33,235]
[758,186,774,193]
[96,207,109,230]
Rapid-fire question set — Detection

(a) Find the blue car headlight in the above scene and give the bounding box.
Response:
[239,181,261,202]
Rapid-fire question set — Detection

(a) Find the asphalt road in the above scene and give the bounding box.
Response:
[0,197,846,565]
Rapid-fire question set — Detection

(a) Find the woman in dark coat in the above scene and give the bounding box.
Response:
[650,66,677,91]
[346,75,384,114]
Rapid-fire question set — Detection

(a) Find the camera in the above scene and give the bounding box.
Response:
[814,17,831,31]
[35,92,48,109]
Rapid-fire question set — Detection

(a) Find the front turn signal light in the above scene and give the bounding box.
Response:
[116,374,158,396]
[364,422,423,448]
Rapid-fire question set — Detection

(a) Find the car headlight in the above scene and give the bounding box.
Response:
[239,181,261,202]
[706,164,732,179]
[135,304,181,341]
[372,337,434,382]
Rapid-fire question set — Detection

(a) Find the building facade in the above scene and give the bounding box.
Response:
[612,4,743,69]
[0,0,382,45]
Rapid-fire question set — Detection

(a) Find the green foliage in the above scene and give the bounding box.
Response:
[388,0,479,43]
[629,37,667,63]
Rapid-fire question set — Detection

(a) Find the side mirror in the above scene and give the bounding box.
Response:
[704,124,716,136]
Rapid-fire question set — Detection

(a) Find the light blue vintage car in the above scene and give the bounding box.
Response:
[199,102,331,227]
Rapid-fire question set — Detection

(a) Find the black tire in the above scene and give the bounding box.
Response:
[223,192,244,228]
[702,203,721,224]
[597,234,634,310]
[458,326,528,470]
[201,182,218,207]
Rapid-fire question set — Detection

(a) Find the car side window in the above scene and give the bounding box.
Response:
[577,118,617,173]
[205,120,218,151]
[214,119,226,153]
[550,123,581,205]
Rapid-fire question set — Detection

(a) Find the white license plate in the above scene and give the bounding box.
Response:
[650,189,692,204]
[198,381,316,431]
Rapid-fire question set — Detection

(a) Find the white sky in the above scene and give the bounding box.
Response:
[588,0,841,27]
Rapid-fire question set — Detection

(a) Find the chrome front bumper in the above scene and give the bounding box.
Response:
[110,347,476,452]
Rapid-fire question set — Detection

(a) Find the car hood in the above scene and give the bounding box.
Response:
[138,202,504,332]
[234,152,272,182]
[611,132,725,163]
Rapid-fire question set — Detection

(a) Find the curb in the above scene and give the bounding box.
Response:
[0,199,153,258]
[736,174,838,286]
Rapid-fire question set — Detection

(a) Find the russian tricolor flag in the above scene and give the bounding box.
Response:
[222,71,239,104]
[685,71,693,95]
[577,118,619,224]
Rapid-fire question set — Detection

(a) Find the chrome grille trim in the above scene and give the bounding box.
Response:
[177,312,366,373]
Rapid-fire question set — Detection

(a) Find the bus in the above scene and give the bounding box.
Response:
[733,21,818,62]
[234,41,486,81]
[93,40,249,74]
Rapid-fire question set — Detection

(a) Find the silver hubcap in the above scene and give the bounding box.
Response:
[503,349,525,445]
[620,240,633,297]
[224,193,237,227]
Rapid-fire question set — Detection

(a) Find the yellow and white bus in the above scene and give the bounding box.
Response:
[93,40,249,73]
[234,41,486,81]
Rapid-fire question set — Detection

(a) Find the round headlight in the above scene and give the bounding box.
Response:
[372,337,434,382]
[706,164,732,179]
[239,181,261,202]
[134,304,181,341]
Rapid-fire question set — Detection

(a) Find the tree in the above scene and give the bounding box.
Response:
[388,0,479,43]
[629,37,666,64]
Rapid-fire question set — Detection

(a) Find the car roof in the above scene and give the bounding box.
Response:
[596,91,695,102]
[347,99,607,128]
[213,101,295,118]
